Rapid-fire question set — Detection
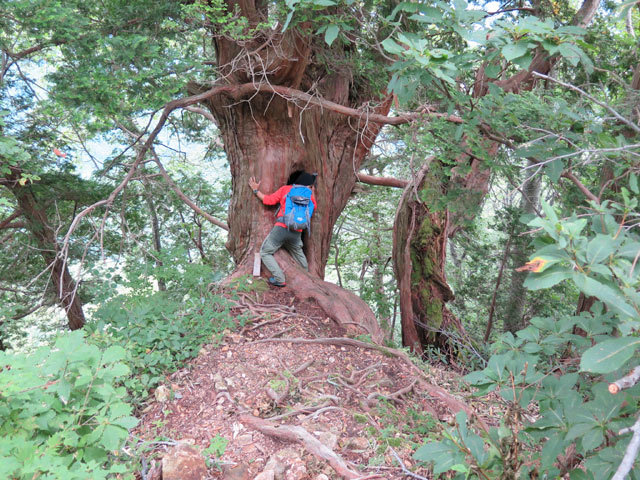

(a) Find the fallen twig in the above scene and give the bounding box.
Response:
[366,379,417,407]
[390,448,429,480]
[240,414,361,479]
[609,366,640,395]
[613,415,640,480]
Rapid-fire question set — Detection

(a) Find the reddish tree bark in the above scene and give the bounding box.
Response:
[197,3,392,340]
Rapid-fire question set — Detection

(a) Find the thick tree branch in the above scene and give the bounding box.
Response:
[571,0,601,27]
[201,82,463,125]
[356,173,408,188]
[183,105,217,123]
[0,210,23,229]
[561,171,600,203]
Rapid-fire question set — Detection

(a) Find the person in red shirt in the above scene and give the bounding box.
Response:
[249,172,317,287]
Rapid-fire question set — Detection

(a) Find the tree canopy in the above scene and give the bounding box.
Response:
[1,0,640,477]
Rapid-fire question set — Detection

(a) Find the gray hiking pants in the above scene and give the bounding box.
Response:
[260,226,308,283]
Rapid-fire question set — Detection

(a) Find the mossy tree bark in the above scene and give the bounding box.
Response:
[393,162,461,354]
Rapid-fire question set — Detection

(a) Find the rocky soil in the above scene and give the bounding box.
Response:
[134,287,481,480]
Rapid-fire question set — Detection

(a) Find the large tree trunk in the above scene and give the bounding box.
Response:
[393,162,462,354]
[6,174,86,330]
[199,8,387,341]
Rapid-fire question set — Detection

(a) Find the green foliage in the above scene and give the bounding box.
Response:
[417,195,640,478]
[0,331,136,479]
[203,435,228,468]
[89,254,240,403]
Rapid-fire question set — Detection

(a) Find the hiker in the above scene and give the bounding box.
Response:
[249,172,317,287]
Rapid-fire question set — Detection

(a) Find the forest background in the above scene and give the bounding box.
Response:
[1,0,639,478]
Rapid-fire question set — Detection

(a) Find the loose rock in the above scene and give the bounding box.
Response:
[161,443,206,480]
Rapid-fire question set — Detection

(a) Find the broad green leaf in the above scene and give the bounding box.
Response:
[101,345,126,364]
[586,235,617,263]
[324,25,339,46]
[572,274,637,318]
[524,267,572,290]
[580,337,640,373]
[545,159,564,183]
[409,8,443,24]
[381,38,405,55]
[414,440,465,474]
[502,42,529,61]
[100,425,127,451]
[630,173,638,194]
[541,432,566,469]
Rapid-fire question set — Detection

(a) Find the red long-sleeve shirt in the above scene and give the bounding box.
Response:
[262,185,317,230]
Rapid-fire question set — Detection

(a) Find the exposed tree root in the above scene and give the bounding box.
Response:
[250,336,487,431]
[284,267,384,343]
[239,414,361,479]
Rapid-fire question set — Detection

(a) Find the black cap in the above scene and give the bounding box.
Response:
[295,172,316,186]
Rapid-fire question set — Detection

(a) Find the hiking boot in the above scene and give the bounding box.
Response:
[268,277,286,287]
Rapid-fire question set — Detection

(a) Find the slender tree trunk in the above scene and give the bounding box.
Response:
[142,179,166,291]
[7,176,85,330]
[504,161,542,333]
[484,234,512,341]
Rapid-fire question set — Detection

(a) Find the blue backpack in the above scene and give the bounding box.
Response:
[282,185,314,231]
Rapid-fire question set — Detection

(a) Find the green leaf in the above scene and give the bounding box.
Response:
[101,345,126,364]
[409,8,444,24]
[53,379,72,405]
[541,432,566,469]
[324,25,339,46]
[100,425,127,451]
[485,64,500,78]
[572,274,637,318]
[630,173,638,194]
[502,42,529,61]
[111,415,139,430]
[585,235,616,264]
[580,337,640,373]
[414,440,465,474]
[544,159,563,183]
[523,266,572,290]
[381,38,404,55]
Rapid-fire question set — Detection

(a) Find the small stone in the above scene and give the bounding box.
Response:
[345,437,369,450]
[264,453,287,480]
[254,470,275,480]
[315,475,329,480]
[284,459,306,480]
[227,351,233,358]
[154,385,171,402]
[328,357,336,363]
[236,434,253,446]
[315,431,338,450]
[161,443,206,480]
[222,463,250,480]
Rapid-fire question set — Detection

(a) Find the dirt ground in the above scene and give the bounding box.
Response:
[134,286,478,479]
